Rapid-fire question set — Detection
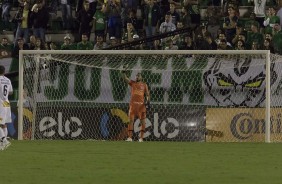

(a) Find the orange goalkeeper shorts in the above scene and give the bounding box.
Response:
[128,104,146,121]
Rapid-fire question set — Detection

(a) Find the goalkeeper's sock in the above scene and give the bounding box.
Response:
[140,123,145,139]
[127,124,133,138]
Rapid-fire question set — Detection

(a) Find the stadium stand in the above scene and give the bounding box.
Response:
[1,0,282,100]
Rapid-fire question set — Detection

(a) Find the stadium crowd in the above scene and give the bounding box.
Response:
[0,0,282,61]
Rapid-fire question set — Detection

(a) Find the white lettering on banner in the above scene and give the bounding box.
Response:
[134,113,180,138]
[161,118,180,138]
[10,56,282,106]
[39,112,82,137]
[150,60,173,91]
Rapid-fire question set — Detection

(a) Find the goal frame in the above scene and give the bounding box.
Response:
[18,50,271,142]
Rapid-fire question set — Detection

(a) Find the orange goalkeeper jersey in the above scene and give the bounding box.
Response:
[129,80,148,106]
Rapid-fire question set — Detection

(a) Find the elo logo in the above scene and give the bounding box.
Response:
[39,112,82,138]
[134,113,180,138]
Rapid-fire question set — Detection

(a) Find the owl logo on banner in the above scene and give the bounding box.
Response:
[203,56,277,107]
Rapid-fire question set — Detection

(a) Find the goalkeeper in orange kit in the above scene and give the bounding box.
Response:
[121,68,150,142]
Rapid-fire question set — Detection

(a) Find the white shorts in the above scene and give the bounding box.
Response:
[0,105,12,125]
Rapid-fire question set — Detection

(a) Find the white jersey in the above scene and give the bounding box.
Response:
[254,0,266,17]
[0,75,12,124]
[0,75,13,104]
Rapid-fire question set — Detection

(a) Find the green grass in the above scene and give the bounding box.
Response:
[1,141,282,184]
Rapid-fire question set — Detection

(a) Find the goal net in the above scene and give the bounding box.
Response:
[18,50,282,142]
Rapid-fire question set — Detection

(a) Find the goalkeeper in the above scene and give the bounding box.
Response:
[121,69,150,142]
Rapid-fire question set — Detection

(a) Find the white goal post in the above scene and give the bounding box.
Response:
[18,50,280,142]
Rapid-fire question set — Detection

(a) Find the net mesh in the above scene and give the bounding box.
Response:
[19,51,282,142]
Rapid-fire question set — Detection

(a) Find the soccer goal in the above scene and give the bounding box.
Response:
[18,50,282,142]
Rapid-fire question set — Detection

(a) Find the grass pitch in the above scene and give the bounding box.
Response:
[1,141,282,184]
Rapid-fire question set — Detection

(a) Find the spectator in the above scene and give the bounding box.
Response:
[232,23,245,45]
[205,6,221,39]
[49,42,57,50]
[222,0,239,16]
[126,9,138,31]
[1,0,12,30]
[76,0,97,17]
[265,32,273,41]
[121,0,138,12]
[93,5,106,40]
[120,0,138,31]
[180,6,191,28]
[167,2,180,25]
[156,0,170,19]
[44,42,49,50]
[14,1,32,44]
[13,37,29,55]
[204,33,217,50]
[109,36,118,47]
[34,38,45,50]
[28,34,36,49]
[177,33,192,50]
[131,34,144,50]
[143,0,161,37]
[30,3,49,42]
[238,32,247,43]
[215,32,232,47]
[76,1,93,41]
[60,0,73,30]
[235,40,245,50]
[194,33,209,50]
[249,0,267,29]
[246,21,264,49]
[164,38,178,50]
[244,11,256,32]
[251,41,259,50]
[198,23,209,39]
[121,21,137,43]
[272,18,281,34]
[0,37,12,58]
[48,0,58,14]
[61,34,75,50]
[0,37,12,52]
[223,6,238,44]
[159,12,176,34]
[185,0,200,27]
[272,22,282,54]
[153,39,163,50]
[88,0,98,17]
[264,6,280,30]
[172,21,185,44]
[262,38,275,53]
[76,0,84,15]
[77,33,94,50]
[217,39,232,50]
[103,0,122,42]
[93,35,107,49]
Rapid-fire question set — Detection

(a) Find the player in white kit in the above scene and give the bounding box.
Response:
[0,65,13,150]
